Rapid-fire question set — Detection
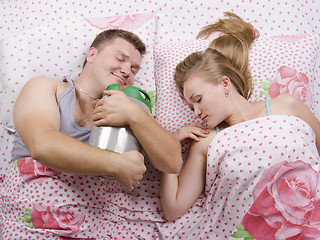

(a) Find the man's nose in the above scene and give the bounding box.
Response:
[120,64,131,79]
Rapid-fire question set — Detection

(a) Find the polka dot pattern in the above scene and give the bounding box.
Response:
[0,15,156,132]
[2,157,165,239]
[0,0,320,238]
[2,115,319,239]
[1,0,320,169]
[154,40,209,134]
[154,34,319,152]
[202,115,320,238]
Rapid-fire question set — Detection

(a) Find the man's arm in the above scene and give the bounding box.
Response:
[13,77,146,190]
[94,90,183,174]
[129,110,183,173]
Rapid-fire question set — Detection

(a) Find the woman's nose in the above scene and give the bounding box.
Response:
[194,107,201,118]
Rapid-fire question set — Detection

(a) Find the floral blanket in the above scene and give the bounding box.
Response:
[1,115,320,239]
[202,115,320,239]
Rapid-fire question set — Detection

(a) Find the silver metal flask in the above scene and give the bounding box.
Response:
[89,84,151,153]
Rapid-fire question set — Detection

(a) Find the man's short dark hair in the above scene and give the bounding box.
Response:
[83,29,146,68]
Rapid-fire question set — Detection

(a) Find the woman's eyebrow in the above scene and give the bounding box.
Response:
[189,93,196,101]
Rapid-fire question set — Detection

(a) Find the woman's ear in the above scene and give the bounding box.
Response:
[221,76,231,90]
[221,76,231,97]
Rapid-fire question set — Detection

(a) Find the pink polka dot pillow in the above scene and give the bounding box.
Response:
[154,34,319,150]
[154,40,209,134]
[0,13,155,132]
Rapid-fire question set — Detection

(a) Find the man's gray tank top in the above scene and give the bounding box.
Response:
[11,77,91,161]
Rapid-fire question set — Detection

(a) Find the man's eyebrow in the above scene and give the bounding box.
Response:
[115,51,140,69]
[115,51,129,59]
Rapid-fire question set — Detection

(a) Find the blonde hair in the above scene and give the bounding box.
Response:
[175,12,259,100]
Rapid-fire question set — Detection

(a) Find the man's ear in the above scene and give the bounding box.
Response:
[86,47,97,64]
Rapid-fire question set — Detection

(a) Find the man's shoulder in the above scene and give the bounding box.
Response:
[22,76,65,96]
[27,76,58,85]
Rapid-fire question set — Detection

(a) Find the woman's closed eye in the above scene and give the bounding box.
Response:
[195,96,201,103]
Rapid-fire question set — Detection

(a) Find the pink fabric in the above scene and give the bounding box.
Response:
[84,13,154,30]
[203,115,320,239]
[269,66,313,108]
[1,159,165,239]
[1,115,319,239]
[153,34,319,154]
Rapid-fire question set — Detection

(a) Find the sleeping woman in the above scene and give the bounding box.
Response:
[160,12,320,239]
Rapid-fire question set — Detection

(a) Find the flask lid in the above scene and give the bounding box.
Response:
[106,84,151,109]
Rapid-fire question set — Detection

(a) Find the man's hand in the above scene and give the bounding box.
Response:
[93,90,143,127]
[112,150,146,191]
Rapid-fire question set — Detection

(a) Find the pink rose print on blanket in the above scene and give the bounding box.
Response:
[16,157,61,183]
[269,66,313,107]
[254,66,313,108]
[232,160,320,240]
[19,203,85,237]
[84,13,153,30]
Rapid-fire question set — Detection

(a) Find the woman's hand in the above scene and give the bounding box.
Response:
[173,123,209,144]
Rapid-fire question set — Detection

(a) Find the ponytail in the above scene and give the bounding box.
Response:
[196,12,259,99]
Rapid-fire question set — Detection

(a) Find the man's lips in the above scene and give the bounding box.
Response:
[112,73,126,84]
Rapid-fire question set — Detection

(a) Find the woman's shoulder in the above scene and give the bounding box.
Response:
[268,94,319,130]
[271,93,299,104]
[269,94,302,115]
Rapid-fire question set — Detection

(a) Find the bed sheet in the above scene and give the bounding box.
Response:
[0,0,320,239]
[0,0,320,218]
